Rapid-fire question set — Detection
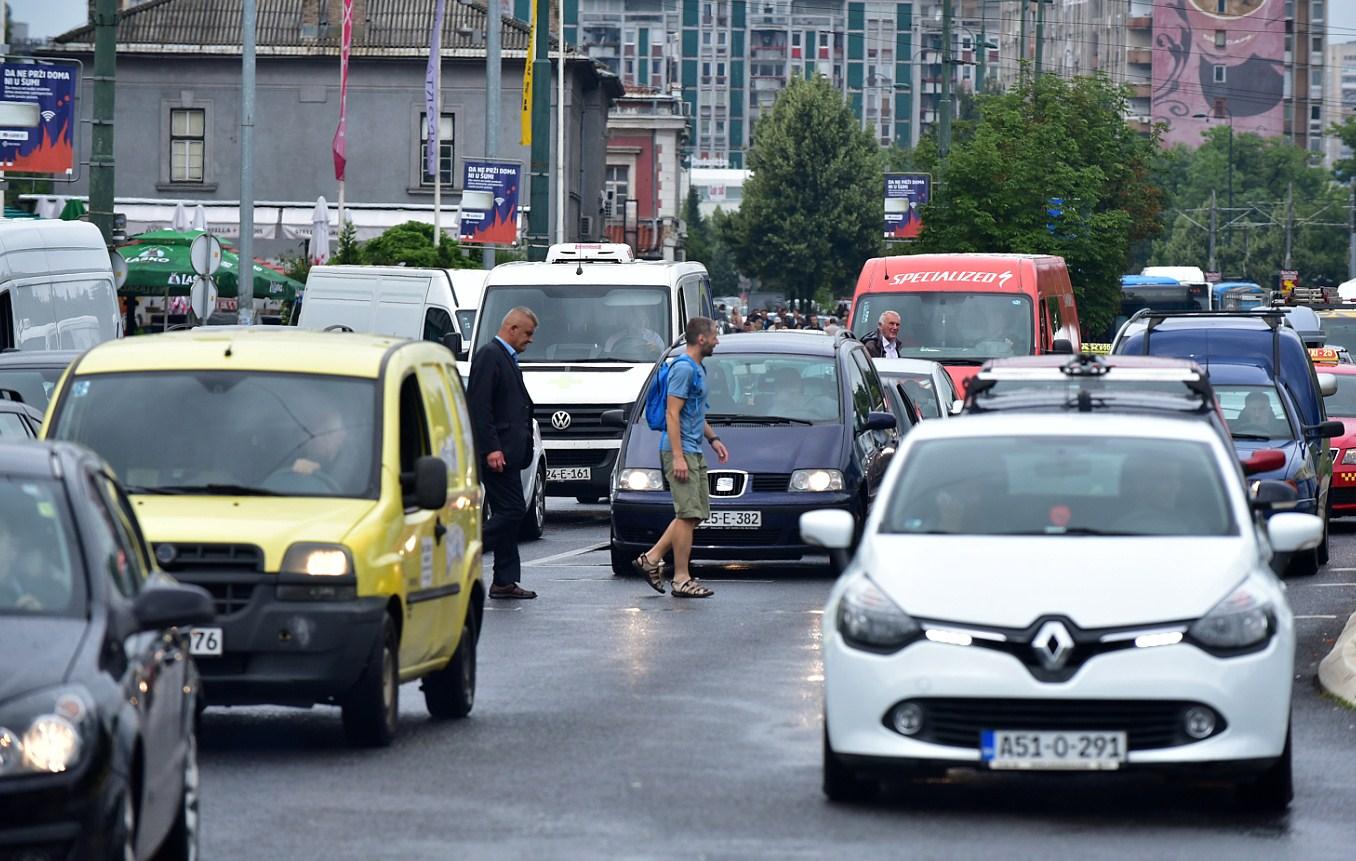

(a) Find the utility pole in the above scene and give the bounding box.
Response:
[89,0,117,244]
[1349,177,1355,280]
[527,0,551,260]
[976,25,987,93]
[1034,0,1045,78]
[237,0,256,325]
[939,0,953,157]
[484,0,501,270]
[1018,0,1028,70]
[1283,181,1294,271]
[1207,189,1217,276]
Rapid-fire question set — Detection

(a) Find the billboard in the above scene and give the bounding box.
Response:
[0,59,79,176]
[884,172,929,240]
[1152,0,1285,147]
[458,160,521,245]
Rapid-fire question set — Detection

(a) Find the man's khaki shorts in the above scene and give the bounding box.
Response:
[661,450,710,522]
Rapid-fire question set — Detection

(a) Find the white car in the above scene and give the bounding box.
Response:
[872,357,961,419]
[802,411,1321,809]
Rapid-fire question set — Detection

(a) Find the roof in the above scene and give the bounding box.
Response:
[712,332,837,356]
[981,354,1204,372]
[1202,363,1276,385]
[1121,275,1181,287]
[871,357,946,375]
[67,328,414,378]
[904,410,1224,445]
[0,350,83,370]
[0,440,60,477]
[484,259,707,288]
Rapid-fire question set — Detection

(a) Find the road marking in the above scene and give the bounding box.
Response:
[1328,568,1356,572]
[524,542,609,567]
[1292,582,1356,587]
[1295,614,1339,620]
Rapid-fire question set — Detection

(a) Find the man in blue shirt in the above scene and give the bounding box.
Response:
[632,317,729,598]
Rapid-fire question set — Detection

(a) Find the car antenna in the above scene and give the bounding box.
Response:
[576,259,584,276]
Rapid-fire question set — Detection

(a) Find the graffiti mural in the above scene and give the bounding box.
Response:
[1152,0,1286,147]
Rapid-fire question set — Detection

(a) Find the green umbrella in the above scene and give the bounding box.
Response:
[116,240,301,302]
[58,199,86,221]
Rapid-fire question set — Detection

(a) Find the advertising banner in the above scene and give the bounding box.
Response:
[884,172,929,240]
[459,160,522,245]
[1152,0,1285,147]
[0,59,79,176]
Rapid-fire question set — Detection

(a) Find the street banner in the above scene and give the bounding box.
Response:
[0,59,80,176]
[424,0,447,177]
[332,0,354,181]
[884,172,929,240]
[520,0,537,146]
[459,160,522,245]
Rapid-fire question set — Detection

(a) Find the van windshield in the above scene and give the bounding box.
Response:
[475,285,671,363]
[50,372,378,498]
[853,292,1034,361]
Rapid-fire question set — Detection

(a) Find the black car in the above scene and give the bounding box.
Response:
[609,331,898,572]
[0,349,82,412]
[0,441,214,860]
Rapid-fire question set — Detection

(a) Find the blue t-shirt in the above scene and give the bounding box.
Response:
[659,356,707,454]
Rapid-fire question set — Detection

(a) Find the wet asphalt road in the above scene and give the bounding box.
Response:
[198,503,1356,860]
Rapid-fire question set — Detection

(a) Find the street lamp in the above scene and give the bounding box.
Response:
[1193,107,1234,253]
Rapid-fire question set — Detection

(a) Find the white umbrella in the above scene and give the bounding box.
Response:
[308,196,331,264]
[1338,278,1356,302]
[171,202,190,231]
[192,204,208,231]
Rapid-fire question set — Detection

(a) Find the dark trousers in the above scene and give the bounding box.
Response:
[483,468,526,587]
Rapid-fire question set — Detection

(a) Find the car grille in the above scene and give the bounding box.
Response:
[708,471,746,497]
[545,449,616,469]
[534,404,626,439]
[749,473,792,493]
[901,698,1216,751]
[692,527,783,546]
[154,542,264,573]
[1331,486,1356,505]
[178,575,265,617]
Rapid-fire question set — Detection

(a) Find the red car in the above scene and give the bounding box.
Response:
[1324,364,1356,517]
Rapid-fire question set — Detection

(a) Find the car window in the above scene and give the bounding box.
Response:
[0,477,83,616]
[93,475,149,594]
[0,366,65,409]
[698,353,841,424]
[1215,385,1295,440]
[398,373,432,478]
[423,307,455,344]
[81,472,140,599]
[0,411,31,438]
[882,373,941,418]
[455,309,477,339]
[882,435,1236,537]
[851,351,889,415]
[844,354,872,429]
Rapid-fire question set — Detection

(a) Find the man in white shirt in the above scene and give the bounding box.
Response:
[862,311,901,358]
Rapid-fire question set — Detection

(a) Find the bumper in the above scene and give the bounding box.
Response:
[824,632,1292,770]
[187,581,387,707]
[611,491,853,560]
[543,445,618,497]
[0,754,116,857]
[1330,482,1356,515]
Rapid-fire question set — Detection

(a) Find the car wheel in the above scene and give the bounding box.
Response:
[342,614,399,748]
[822,726,878,803]
[519,465,547,541]
[1287,545,1321,578]
[1317,511,1330,566]
[422,614,476,719]
[153,729,200,861]
[575,495,602,505]
[1239,726,1293,812]
[105,781,137,861]
[610,540,633,577]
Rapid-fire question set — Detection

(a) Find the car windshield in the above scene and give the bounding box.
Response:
[1320,314,1356,355]
[693,353,841,424]
[0,364,68,410]
[1215,385,1295,440]
[879,372,941,418]
[0,478,83,616]
[852,292,1034,360]
[881,435,1235,536]
[51,372,378,498]
[475,284,671,363]
[1323,375,1356,417]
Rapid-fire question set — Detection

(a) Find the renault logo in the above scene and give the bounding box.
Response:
[550,410,572,430]
[1031,620,1074,671]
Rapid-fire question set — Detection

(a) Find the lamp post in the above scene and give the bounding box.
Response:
[1193,107,1234,253]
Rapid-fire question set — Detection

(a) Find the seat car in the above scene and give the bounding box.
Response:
[1319,364,1356,518]
[0,349,81,412]
[43,328,484,747]
[608,331,898,572]
[803,412,1320,811]
[0,392,42,438]
[871,357,960,419]
[0,441,214,859]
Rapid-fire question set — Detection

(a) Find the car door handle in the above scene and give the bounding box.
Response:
[434,518,447,544]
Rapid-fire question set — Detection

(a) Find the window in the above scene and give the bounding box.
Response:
[419,113,455,186]
[1313,36,1323,54]
[1313,0,1324,20]
[1312,105,1322,121]
[398,374,431,481]
[605,164,629,217]
[0,412,29,438]
[0,291,12,350]
[170,108,205,183]
[423,307,455,345]
[95,475,150,594]
[1215,30,1226,49]
[1213,65,1227,84]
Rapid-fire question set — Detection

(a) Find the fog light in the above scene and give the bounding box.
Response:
[891,702,925,736]
[1183,706,1216,740]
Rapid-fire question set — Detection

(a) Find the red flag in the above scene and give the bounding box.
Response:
[332,0,354,181]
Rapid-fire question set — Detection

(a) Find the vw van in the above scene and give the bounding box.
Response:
[0,220,121,351]
[43,328,483,747]
[298,265,473,360]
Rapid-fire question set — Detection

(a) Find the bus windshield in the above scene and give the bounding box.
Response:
[852,292,1033,361]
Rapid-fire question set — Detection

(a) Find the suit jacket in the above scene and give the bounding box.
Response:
[466,339,535,471]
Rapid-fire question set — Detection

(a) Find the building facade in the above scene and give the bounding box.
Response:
[1324,40,1356,169]
[604,89,688,258]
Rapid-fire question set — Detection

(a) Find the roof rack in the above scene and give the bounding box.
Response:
[966,352,1215,414]
[1127,307,1283,375]
[833,329,859,348]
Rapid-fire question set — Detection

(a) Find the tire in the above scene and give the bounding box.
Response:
[106,782,137,861]
[610,540,634,577]
[1239,727,1293,813]
[1286,546,1320,578]
[519,465,547,541]
[422,614,476,719]
[1317,511,1330,566]
[822,726,878,803]
[342,614,399,748]
[153,730,200,861]
[575,495,602,505]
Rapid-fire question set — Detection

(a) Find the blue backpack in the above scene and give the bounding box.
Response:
[644,355,698,431]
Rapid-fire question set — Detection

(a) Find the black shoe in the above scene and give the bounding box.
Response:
[489,583,537,600]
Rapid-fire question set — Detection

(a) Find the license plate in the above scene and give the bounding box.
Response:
[699,510,762,529]
[547,467,591,482]
[187,627,223,657]
[980,730,1126,770]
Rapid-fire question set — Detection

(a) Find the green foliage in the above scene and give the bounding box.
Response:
[361,221,479,269]
[725,76,884,303]
[1330,116,1356,183]
[495,247,526,265]
[907,73,1162,336]
[332,220,362,264]
[683,187,741,296]
[283,255,311,285]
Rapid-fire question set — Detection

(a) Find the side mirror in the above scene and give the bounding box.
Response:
[1251,478,1298,511]
[1267,512,1324,554]
[133,583,215,631]
[601,408,628,427]
[1317,372,1338,397]
[861,411,897,433]
[1051,338,1074,354]
[949,399,964,416]
[800,509,856,551]
[1312,419,1345,438]
[404,455,448,510]
[1241,448,1286,476]
[440,331,464,358]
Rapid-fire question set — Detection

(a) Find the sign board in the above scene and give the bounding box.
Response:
[1280,269,1299,296]
[189,232,223,276]
[0,59,80,177]
[884,172,929,240]
[707,184,727,202]
[110,251,128,290]
[458,159,522,245]
[190,275,218,322]
[1205,271,1222,283]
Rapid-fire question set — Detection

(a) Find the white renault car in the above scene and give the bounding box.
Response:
[802,411,1321,809]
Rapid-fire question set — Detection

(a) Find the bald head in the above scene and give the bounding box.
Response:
[498,306,538,352]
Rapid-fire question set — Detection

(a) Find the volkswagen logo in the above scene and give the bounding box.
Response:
[550,410,572,430]
[1031,620,1074,671]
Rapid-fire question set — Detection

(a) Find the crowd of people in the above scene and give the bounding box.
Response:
[717,301,851,336]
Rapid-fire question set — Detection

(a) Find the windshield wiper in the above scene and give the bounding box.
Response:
[1230,433,1280,441]
[706,413,813,425]
[143,484,283,497]
[997,528,1148,536]
[122,485,190,495]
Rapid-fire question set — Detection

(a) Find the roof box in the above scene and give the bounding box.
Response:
[545,243,635,264]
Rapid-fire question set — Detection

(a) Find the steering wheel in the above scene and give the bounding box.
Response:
[262,466,343,494]
[606,334,653,354]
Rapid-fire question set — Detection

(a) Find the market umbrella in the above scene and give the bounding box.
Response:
[192,204,208,231]
[116,239,301,302]
[1339,278,1356,303]
[171,202,190,232]
[58,199,86,221]
[308,196,331,264]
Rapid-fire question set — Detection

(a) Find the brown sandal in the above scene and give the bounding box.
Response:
[633,553,666,593]
[671,578,713,598]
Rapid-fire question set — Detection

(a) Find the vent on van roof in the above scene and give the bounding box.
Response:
[545,243,635,264]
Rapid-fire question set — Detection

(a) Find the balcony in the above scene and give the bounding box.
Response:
[1127,16,1152,30]
[1131,82,1152,99]
[1127,48,1152,66]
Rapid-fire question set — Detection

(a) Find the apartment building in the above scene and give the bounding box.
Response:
[1323,40,1356,169]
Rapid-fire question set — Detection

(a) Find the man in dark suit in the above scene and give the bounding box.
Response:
[467,306,539,599]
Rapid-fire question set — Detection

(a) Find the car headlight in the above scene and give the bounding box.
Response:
[835,575,919,652]
[280,543,354,577]
[1187,583,1275,652]
[1342,449,1356,466]
[618,468,664,491]
[0,686,92,778]
[790,469,845,492]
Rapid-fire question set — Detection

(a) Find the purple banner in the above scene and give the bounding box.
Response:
[425,0,447,177]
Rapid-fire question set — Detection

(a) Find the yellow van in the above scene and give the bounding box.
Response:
[42,328,483,747]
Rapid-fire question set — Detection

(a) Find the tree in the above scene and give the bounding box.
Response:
[704,208,741,295]
[908,73,1162,336]
[360,221,479,268]
[682,186,712,266]
[1331,116,1356,183]
[725,76,883,303]
[332,220,362,264]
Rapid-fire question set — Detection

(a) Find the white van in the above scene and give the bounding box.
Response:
[0,220,120,352]
[445,268,488,344]
[473,246,713,502]
[298,265,473,359]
